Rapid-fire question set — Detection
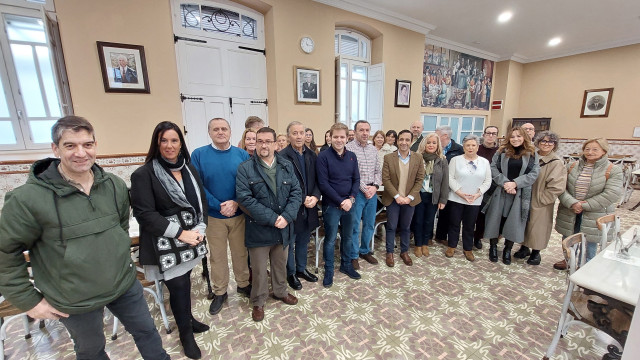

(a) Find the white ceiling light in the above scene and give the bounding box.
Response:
[548,37,562,46]
[497,11,513,23]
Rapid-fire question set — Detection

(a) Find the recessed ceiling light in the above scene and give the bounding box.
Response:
[498,11,513,23]
[548,37,562,46]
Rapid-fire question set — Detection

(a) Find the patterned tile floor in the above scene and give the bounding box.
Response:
[2,191,640,360]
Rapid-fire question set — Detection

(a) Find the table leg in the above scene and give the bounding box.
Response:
[544,282,576,359]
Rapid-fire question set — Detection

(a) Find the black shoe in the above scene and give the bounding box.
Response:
[237,284,252,298]
[513,246,531,259]
[296,269,318,282]
[191,317,210,333]
[180,332,202,359]
[339,265,361,280]
[287,274,302,290]
[474,238,482,250]
[527,252,541,265]
[208,293,227,315]
[323,272,333,288]
[502,248,512,265]
[489,239,498,262]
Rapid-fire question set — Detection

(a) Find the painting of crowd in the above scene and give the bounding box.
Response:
[422,44,494,110]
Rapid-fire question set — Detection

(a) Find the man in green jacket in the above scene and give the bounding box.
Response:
[0,116,169,360]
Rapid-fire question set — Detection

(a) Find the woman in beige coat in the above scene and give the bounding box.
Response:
[514,131,567,265]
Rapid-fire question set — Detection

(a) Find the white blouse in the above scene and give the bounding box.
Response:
[448,155,492,206]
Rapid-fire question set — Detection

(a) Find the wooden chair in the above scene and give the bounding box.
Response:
[110,237,171,340]
[596,214,620,251]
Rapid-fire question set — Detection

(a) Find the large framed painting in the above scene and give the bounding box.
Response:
[422,44,494,110]
[97,41,150,93]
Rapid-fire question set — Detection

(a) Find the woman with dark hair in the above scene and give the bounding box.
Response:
[385,130,398,147]
[305,128,318,154]
[320,129,331,152]
[130,121,209,359]
[514,131,566,265]
[483,126,540,265]
[240,128,257,156]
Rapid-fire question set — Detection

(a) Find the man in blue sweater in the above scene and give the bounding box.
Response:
[191,118,251,316]
[316,123,361,288]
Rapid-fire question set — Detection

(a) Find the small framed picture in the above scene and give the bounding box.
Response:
[97,41,150,93]
[295,67,320,104]
[580,88,613,118]
[395,80,411,107]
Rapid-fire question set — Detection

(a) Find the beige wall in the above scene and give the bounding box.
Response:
[517,44,640,139]
[491,60,522,132]
[55,0,182,155]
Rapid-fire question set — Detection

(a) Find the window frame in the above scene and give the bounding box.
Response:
[421,113,486,144]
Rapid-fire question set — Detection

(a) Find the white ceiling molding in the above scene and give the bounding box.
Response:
[522,37,640,63]
[313,0,436,35]
[425,35,500,61]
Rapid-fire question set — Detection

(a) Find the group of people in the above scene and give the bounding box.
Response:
[0,114,624,360]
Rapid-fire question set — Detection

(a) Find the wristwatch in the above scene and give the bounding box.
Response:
[349,196,356,204]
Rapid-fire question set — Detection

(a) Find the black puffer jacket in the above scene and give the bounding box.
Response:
[236,154,302,248]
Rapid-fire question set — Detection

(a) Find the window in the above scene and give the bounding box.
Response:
[335,29,370,62]
[421,114,486,143]
[335,29,372,129]
[179,2,259,42]
[0,5,71,150]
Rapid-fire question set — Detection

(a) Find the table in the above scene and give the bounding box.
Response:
[544,226,639,360]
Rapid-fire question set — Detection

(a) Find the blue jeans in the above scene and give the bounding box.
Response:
[322,205,355,273]
[385,201,415,253]
[59,280,169,360]
[350,191,377,259]
[413,192,438,247]
[287,224,311,275]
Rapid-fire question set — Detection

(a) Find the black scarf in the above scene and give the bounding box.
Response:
[157,154,200,217]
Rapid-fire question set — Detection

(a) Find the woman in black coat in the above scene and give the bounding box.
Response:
[130,122,209,359]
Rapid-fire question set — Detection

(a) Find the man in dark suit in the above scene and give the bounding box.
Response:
[279,121,321,290]
[302,75,317,99]
[434,125,464,246]
[114,55,138,84]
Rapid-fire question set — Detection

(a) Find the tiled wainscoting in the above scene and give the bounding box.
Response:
[556,138,640,159]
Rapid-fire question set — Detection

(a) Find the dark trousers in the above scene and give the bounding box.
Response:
[385,201,415,253]
[473,211,486,241]
[287,224,311,276]
[164,270,193,335]
[59,281,169,360]
[435,205,451,241]
[447,202,481,251]
[413,192,438,247]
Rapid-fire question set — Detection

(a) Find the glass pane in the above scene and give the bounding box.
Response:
[0,73,11,118]
[340,35,358,56]
[29,119,56,143]
[361,40,367,58]
[350,81,360,121]
[440,117,449,126]
[241,16,257,39]
[358,81,366,119]
[462,117,473,131]
[36,46,61,117]
[180,4,201,29]
[460,131,471,140]
[340,79,347,122]
[0,120,17,144]
[11,44,46,117]
[352,65,366,81]
[450,117,459,143]
[340,63,347,78]
[473,131,483,137]
[474,117,484,130]
[423,115,437,131]
[201,6,241,37]
[5,15,45,43]
[335,34,339,54]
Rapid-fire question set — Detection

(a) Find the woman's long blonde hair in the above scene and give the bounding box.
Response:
[239,128,257,151]
[417,132,445,159]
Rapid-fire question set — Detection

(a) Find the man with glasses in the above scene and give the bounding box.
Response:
[521,123,536,142]
[236,127,302,322]
[474,126,500,248]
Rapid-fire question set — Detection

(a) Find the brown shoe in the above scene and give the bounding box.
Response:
[385,253,394,267]
[445,247,455,257]
[464,250,475,262]
[435,239,448,246]
[421,245,430,257]
[252,306,264,322]
[400,252,413,266]
[273,293,298,305]
[553,259,568,270]
[414,246,423,258]
[351,259,360,270]
[359,253,379,265]
[427,239,434,246]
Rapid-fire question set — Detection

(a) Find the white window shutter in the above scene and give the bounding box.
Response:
[366,63,384,132]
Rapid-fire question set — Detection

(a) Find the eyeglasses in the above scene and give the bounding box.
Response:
[539,140,556,145]
[484,132,498,136]
[256,140,275,146]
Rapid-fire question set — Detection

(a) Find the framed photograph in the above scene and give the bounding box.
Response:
[580,88,613,118]
[97,41,150,93]
[295,67,320,104]
[395,80,411,107]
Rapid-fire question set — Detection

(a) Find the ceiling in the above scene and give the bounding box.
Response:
[314,0,640,63]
